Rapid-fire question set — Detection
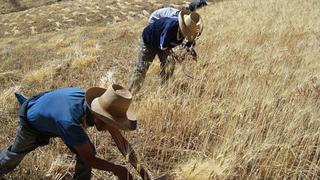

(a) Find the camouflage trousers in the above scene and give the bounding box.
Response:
[128,38,175,94]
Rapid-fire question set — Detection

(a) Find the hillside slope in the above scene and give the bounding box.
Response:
[0,0,187,38]
[0,0,320,179]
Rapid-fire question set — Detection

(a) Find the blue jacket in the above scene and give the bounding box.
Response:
[142,17,184,50]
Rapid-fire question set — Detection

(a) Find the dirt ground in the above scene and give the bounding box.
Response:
[0,0,190,38]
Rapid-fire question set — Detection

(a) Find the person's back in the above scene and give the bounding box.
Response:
[148,7,179,24]
[148,0,208,24]
[27,88,90,146]
[143,17,183,50]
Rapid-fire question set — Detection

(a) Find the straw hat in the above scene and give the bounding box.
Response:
[85,84,137,131]
[178,9,203,42]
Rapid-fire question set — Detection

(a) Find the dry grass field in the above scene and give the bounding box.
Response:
[0,0,319,179]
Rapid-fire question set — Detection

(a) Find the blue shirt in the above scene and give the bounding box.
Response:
[148,7,179,24]
[142,17,184,49]
[27,88,90,146]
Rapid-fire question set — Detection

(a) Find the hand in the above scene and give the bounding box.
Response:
[188,48,198,61]
[183,41,193,48]
[114,165,134,180]
[162,48,172,56]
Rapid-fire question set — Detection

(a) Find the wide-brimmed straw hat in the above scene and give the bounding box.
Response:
[178,9,203,42]
[85,84,137,131]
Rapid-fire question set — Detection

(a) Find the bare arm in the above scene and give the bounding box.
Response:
[74,141,133,180]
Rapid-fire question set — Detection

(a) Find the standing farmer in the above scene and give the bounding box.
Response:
[128,10,203,94]
[0,84,152,180]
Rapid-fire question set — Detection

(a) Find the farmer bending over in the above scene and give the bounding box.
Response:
[0,84,152,180]
[128,10,203,94]
[148,0,207,57]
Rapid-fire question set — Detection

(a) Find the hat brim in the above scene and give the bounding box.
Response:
[85,87,137,131]
[178,10,203,42]
[179,9,193,42]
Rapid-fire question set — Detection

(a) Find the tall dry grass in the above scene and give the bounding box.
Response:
[167,0,320,179]
[0,0,319,179]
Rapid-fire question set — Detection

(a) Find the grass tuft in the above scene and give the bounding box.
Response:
[23,67,55,86]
